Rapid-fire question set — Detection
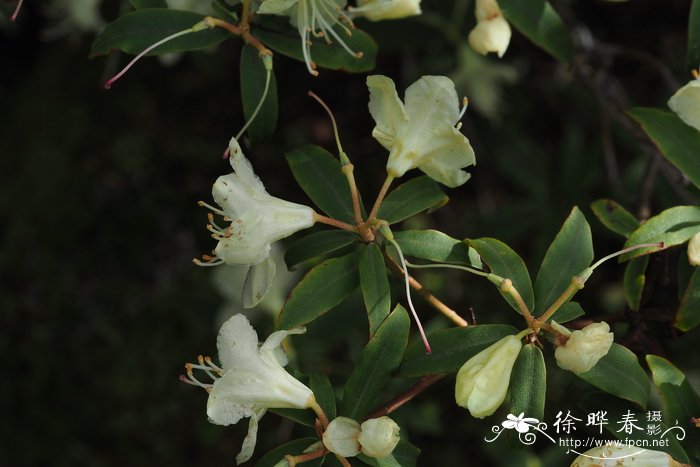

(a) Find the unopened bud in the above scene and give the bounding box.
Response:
[358,416,400,458]
[322,417,361,458]
[552,321,614,374]
[688,232,700,266]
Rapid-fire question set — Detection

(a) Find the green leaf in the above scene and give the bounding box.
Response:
[240,44,278,144]
[534,206,593,317]
[590,199,640,238]
[623,256,649,311]
[621,206,700,261]
[285,230,358,269]
[242,257,275,308]
[498,0,573,62]
[550,301,585,324]
[254,438,322,467]
[90,9,228,58]
[253,16,377,73]
[271,406,316,428]
[377,176,448,224]
[359,244,391,337]
[286,145,355,223]
[393,230,474,265]
[277,251,359,329]
[129,0,167,8]
[341,305,410,419]
[629,108,700,189]
[576,343,649,408]
[509,344,546,421]
[675,268,700,331]
[398,325,518,377]
[310,373,336,421]
[687,0,700,71]
[468,238,534,314]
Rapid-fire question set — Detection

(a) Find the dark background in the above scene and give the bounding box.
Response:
[2,0,699,465]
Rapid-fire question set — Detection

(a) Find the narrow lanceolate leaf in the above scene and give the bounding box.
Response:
[310,373,337,420]
[359,244,391,337]
[254,438,322,467]
[377,176,448,224]
[621,206,700,261]
[498,0,573,62]
[629,108,700,189]
[253,16,377,73]
[590,199,640,238]
[675,268,700,331]
[468,238,534,314]
[550,301,585,324]
[647,355,700,459]
[90,9,228,58]
[623,256,649,311]
[393,230,474,265]
[277,251,359,329]
[398,325,518,377]
[129,0,167,8]
[285,230,358,269]
[240,44,278,144]
[687,0,700,71]
[286,145,355,223]
[509,345,546,421]
[577,343,649,408]
[534,207,593,317]
[341,305,410,419]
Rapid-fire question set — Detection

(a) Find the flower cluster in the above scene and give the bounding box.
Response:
[323,416,401,459]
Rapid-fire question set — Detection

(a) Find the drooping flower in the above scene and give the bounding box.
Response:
[181,314,316,464]
[551,321,614,374]
[468,0,511,58]
[571,446,689,467]
[688,232,700,266]
[350,0,421,21]
[455,335,522,418]
[358,416,400,458]
[367,75,476,187]
[668,72,700,132]
[256,0,362,76]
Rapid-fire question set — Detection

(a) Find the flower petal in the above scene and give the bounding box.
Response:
[228,137,268,194]
[668,79,700,132]
[242,257,277,309]
[216,314,262,371]
[403,75,461,128]
[367,75,408,151]
[213,210,272,266]
[257,0,299,14]
[235,408,266,465]
[416,127,475,188]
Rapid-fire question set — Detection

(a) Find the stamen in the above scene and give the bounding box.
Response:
[457,97,469,121]
[204,356,223,373]
[298,5,319,76]
[197,200,226,216]
[10,0,24,22]
[208,213,225,232]
[184,363,214,389]
[195,355,220,380]
[314,9,358,57]
[193,257,224,267]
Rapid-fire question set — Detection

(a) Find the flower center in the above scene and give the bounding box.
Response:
[179,355,224,393]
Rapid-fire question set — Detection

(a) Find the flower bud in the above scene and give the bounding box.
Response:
[455,335,522,418]
[571,445,689,466]
[688,232,700,266]
[358,416,400,458]
[468,0,511,58]
[668,76,700,132]
[352,0,421,21]
[552,321,614,374]
[322,417,361,458]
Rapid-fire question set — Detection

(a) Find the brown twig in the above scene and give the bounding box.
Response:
[365,375,445,419]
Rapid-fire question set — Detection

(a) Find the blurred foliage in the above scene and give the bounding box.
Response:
[2,0,700,465]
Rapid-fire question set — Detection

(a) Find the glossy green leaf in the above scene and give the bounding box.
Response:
[393,230,474,265]
[549,301,584,324]
[579,393,689,464]
[271,406,316,428]
[129,0,167,8]
[278,251,359,329]
[675,268,700,331]
[687,0,700,71]
[254,438,322,467]
[398,324,518,377]
[242,256,275,308]
[240,44,278,144]
[253,16,377,73]
[341,305,410,419]
[509,344,546,421]
[90,9,228,58]
[468,237,534,314]
[310,373,336,420]
[534,207,593,317]
[498,0,572,62]
[577,343,649,408]
[285,230,358,269]
[591,199,640,238]
[629,108,700,189]
[286,145,355,223]
[621,206,700,261]
[377,176,448,224]
[359,244,391,337]
[624,256,649,311]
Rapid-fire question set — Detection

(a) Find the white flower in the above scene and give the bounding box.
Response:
[181,314,315,464]
[42,0,104,39]
[668,74,700,132]
[257,0,361,76]
[350,0,421,21]
[468,0,511,58]
[455,335,522,418]
[688,232,700,266]
[571,445,689,467]
[367,75,476,187]
[358,416,400,458]
[552,321,614,374]
[322,417,362,457]
[197,137,315,268]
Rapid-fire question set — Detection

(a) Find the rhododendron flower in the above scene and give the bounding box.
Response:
[552,321,614,374]
[668,73,700,132]
[181,314,315,464]
[367,75,476,187]
[350,0,421,21]
[468,0,511,58]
